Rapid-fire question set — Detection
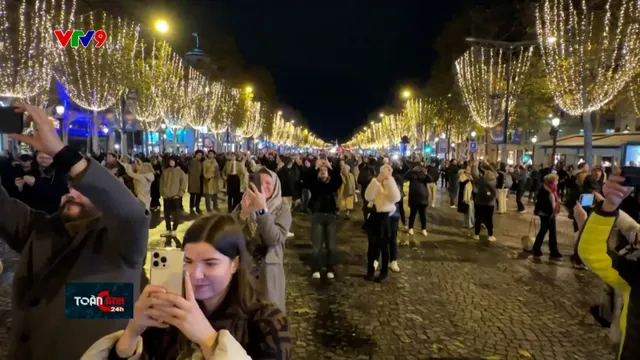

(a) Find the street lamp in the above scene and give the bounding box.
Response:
[379,112,384,118]
[155,20,169,33]
[402,90,411,99]
[550,118,560,167]
[55,105,65,116]
[470,131,477,138]
[245,86,253,93]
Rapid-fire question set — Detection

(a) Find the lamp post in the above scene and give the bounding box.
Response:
[469,130,477,160]
[550,117,560,167]
[531,135,537,165]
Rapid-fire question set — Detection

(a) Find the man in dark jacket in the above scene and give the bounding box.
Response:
[0,104,149,360]
[446,160,460,207]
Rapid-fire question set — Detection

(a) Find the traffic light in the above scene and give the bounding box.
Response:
[424,144,433,154]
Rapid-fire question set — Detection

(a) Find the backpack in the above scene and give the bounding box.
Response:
[504,173,513,189]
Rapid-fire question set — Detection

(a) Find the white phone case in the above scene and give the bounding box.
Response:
[149,248,184,295]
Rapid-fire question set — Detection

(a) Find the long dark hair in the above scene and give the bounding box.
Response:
[182,214,259,315]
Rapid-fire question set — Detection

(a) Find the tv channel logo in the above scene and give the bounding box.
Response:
[54,29,108,48]
[65,282,133,319]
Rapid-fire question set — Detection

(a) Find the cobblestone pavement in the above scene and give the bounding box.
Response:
[0,188,618,359]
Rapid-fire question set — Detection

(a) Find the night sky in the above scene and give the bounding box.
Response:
[169,1,463,142]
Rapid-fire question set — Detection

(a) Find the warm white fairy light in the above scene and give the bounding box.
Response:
[237,100,264,138]
[209,84,239,133]
[54,11,139,111]
[629,80,640,116]
[455,45,533,128]
[0,0,64,98]
[536,0,640,115]
[182,68,215,128]
[129,39,173,122]
[159,53,187,129]
[270,112,288,144]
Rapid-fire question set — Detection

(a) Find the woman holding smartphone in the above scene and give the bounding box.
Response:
[82,214,291,360]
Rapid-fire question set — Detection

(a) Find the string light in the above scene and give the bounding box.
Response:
[54,11,140,111]
[237,100,264,138]
[536,0,640,115]
[455,45,532,128]
[129,39,173,122]
[159,53,187,129]
[0,0,63,99]
[629,80,640,116]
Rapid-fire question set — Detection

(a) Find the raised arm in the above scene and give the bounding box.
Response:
[68,158,150,265]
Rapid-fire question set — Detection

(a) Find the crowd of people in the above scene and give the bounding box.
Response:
[0,104,639,359]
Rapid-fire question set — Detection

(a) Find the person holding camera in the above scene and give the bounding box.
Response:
[576,173,638,360]
[0,104,149,360]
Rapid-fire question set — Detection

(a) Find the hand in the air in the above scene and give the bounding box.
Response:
[9,104,64,157]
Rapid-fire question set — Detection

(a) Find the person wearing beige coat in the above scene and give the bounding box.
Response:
[122,159,155,210]
[203,151,221,211]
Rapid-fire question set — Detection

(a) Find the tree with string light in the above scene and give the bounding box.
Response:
[536,0,640,167]
[455,45,533,160]
[0,0,72,100]
[54,11,139,154]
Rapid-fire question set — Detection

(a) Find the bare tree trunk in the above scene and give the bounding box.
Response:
[583,111,593,167]
[594,110,601,133]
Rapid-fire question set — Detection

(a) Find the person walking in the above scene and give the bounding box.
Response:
[471,161,497,241]
[458,167,475,228]
[426,161,439,207]
[202,150,220,212]
[160,157,187,238]
[188,150,205,214]
[447,159,460,208]
[532,174,563,259]
[0,104,150,360]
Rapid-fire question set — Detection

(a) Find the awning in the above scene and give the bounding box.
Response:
[537,132,640,148]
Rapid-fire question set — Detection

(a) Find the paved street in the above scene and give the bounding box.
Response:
[0,188,617,359]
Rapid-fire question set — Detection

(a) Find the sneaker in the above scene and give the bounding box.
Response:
[327,272,335,279]
[312,272,321,279]
[450,205,457,208]
[472,235,480,240]
[160,230,172,237]
[287,232,295,238]
[488,236,497,242]
[390,261,400,272]
[404,225,409,231]
[374,260,379,271]
[408,229,414,235]
[421,230,428,236]
[170,230,177,237]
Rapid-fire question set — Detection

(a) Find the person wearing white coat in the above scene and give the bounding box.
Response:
[123,160,155,211]
[364,164,401,283]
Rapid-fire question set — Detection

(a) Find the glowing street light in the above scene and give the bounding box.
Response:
[379,112,384,118]
[551,117,560,127]
[55,105,65,116]
[531,135,538,144]
[245,86,254,93]
[155,20,169,33]
[470,130,477,138]
[402,90,412,99]
[277,110,282,115]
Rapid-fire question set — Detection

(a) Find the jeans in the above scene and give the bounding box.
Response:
[390,215,399,262]
[427,183,437,207]
[189,193,202,211]
[464,201,475,228]
[533,215,560,256]
[516,189,525,211]
[474,204,494,236]
[408,205,427,230]
[311,212,337,272]
[226,174,241,213]
[301,188,311,211]
[204,194,219,211]
[496,189,508,213]
[163,198,181,231]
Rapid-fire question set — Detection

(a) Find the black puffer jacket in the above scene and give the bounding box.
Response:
[405,166,431,207]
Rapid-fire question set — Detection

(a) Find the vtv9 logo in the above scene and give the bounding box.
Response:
[54,29,108,48]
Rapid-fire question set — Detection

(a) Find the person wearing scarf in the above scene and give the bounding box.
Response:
[232,167,292,312]
[532,173,562,259]
[339,163,356,218]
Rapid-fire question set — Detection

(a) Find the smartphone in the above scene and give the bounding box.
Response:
[579,193,594,207]
[149,248,184,296]
[249,172,262,192]
[0,107,23,134]
[620,166,640,188]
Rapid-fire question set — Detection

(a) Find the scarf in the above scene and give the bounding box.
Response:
[547,183,560,215]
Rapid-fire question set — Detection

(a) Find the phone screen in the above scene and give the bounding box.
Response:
[579,193,594,207]
[0,107,23,134]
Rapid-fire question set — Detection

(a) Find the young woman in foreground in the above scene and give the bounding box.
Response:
[82,214,292,360]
